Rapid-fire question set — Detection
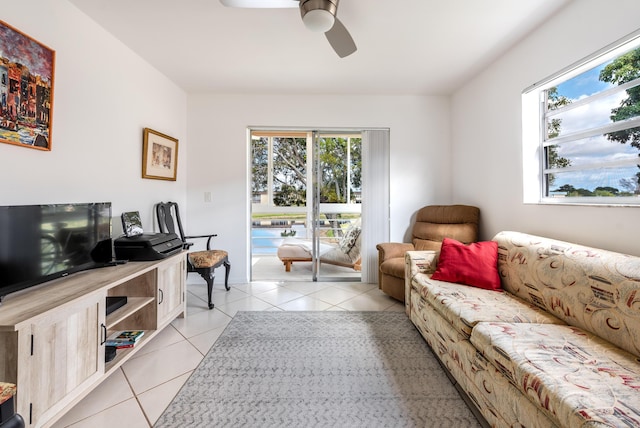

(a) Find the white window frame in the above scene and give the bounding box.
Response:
[522,29,640,206]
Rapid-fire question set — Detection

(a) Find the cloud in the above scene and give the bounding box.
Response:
[558,91,628,134]
[556,63,612,99]
[550,88,640,166]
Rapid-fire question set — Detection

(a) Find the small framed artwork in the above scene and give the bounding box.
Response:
[142,128,178,181]
[0,20,55,151]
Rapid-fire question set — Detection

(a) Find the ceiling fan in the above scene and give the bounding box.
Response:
[219,0,357,58]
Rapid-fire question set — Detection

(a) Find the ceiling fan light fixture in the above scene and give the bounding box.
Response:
[300,0,338,33]
[302,9,334,32]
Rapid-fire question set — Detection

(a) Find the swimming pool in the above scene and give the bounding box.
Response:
[251,225,308,255]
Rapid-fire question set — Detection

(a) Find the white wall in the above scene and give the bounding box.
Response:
[451,0,640,255]
[187,94,451,282]
[0,1,187,234]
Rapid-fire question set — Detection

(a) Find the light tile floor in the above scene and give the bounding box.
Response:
[52,279,403,427]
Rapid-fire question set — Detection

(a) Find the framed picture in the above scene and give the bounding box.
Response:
[0,20,55,151]
[142,128,178,181]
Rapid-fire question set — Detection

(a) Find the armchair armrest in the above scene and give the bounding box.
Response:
[404,250,439,315]
[375,242,415,262]
[184,234,218,250]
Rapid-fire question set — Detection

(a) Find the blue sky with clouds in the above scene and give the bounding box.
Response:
[556,63,611,99]
[549,59,639,193]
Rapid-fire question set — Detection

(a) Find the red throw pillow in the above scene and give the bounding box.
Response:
[431,238,501,290]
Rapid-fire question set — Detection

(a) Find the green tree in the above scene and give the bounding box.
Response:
[273,137,307,192]
[318,137,348,203]
[547,87,572,188]
[252,136,362,212]
[594,186,619,196]
[556,184,576,193]
[251,137,268,200]
[567,188,595,197]
[600,48,640,148]
[599,47,640,194]
[273,183,306,206]
[317,137,362,237]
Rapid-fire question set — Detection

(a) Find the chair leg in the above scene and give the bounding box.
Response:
[198,270,215,310]
[223,260,231,291]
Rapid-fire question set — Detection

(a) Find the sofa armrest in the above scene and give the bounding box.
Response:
[376,242,415,262]
[404,250,439,315]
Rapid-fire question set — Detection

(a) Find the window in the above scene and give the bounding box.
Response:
[523,30,640,205]
[250,133,362,208]
[251,135,308,207]
[317,136,362,204]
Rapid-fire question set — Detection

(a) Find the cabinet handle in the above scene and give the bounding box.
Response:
[158,288,164,304]
[100,323,107,345]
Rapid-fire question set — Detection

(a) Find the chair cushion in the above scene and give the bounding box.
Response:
[189,250,228,268]
[412,205,479,245]
[320,248,354,265]
[277,243,311,259]
[0,383,16,405]
[380,257,406,278]
[338,223,361,257]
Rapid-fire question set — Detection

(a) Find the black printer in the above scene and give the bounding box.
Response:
[114,233,184,261]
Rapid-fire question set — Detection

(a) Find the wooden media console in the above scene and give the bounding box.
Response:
[0,252,186,427]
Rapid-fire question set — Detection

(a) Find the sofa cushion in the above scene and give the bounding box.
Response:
[470,322,640,428]
[408,296,558,428]
[432,238,501,290]
[494,231,640,358]
[411,274,562,338]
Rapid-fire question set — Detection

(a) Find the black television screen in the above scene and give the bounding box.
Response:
[0,202,112,302]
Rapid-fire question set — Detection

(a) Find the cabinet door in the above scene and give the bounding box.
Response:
[18,293,106,426]
[157,256,186,326]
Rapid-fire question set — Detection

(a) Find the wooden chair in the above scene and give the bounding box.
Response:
[156,202,230,309]
[0,382,24,428]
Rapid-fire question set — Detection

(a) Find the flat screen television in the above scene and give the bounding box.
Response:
[0,202,113,303]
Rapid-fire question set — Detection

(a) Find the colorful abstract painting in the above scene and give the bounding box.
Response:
[0,20,55,150]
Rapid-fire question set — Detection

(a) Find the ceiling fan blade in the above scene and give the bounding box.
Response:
[325,17,356,58]
[220,0,298,8]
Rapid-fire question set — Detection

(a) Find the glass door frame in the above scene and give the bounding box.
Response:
[311,131,362,282]
[249,127,363,282]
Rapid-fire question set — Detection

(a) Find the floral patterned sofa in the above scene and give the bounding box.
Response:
[405,231,640,427]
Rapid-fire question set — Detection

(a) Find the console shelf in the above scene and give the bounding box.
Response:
[0,252,186,428]
[105,297,155,328]
[104,329,153,372]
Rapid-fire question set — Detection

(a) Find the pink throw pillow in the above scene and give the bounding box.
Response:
[431,238,501,291]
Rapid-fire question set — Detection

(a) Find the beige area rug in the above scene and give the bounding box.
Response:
[155,311,483,427]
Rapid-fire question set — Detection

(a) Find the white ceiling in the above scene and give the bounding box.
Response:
[68,0,571,95]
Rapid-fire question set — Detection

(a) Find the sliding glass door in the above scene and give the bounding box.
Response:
[250,130,362,282]
[311,132,362,281]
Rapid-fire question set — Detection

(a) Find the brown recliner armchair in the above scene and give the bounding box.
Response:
[376,205,480,302]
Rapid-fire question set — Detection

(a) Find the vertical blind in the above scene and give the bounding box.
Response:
[361,129,390,284]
